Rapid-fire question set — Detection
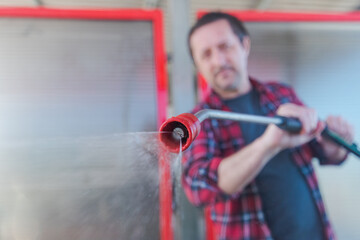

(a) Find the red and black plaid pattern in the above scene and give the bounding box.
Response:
[182,79,338,240]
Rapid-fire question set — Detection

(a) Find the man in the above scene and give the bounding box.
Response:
[182,12,354,240]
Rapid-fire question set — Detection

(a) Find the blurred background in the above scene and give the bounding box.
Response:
[0,0,360,239]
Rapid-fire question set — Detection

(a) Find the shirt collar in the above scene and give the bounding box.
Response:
[204,77,268,110]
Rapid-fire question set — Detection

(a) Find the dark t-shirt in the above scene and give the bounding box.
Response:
[224,88,324,240]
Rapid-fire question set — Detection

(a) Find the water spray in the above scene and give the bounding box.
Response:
[159,109,360,158]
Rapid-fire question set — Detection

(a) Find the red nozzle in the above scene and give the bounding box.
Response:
[159,113,201,152]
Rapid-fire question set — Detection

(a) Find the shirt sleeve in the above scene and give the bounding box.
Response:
[308,139,347,165]
[181,119,238,207]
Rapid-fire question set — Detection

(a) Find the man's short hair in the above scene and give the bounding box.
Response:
[188,12,249,60]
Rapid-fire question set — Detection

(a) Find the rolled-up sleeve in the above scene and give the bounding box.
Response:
[309,139,347,165]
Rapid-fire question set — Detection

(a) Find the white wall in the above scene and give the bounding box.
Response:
[292,23,360,240]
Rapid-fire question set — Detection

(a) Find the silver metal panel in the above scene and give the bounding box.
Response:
[0,17,162,239]
[0,18,157,141]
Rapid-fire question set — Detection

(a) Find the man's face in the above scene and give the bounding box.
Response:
[190,19,251,98]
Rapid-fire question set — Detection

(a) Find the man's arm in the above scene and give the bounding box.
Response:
[218,103,322,194]
[183,103,324,204]
[217,134,279,194]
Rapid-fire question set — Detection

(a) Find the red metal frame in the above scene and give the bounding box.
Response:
[0,7,171,240]
[196,10,360,240]
[198,10,360,22]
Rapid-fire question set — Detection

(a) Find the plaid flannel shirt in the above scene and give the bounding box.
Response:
[182,79,339,240]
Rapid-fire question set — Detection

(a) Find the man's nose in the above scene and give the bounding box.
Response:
[211,49,226,67]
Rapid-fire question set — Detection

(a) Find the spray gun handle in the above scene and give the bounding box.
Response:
[275,116,302,133]
[275,117,360,158]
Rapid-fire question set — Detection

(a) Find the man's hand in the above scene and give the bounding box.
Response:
[317,115,354,163]
[261,103,324,151]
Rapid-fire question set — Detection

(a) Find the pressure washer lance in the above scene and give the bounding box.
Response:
[159,109,360,158]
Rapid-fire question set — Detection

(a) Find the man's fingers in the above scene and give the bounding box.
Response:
[277,104,318,135]
[326,115,354,143]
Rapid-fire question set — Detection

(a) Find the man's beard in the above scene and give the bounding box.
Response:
[213,65,240,92]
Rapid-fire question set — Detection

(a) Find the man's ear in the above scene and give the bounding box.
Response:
[242,36,251,56]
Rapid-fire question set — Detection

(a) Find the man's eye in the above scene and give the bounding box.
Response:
[220,43,231,50]
[202,50,211,60]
